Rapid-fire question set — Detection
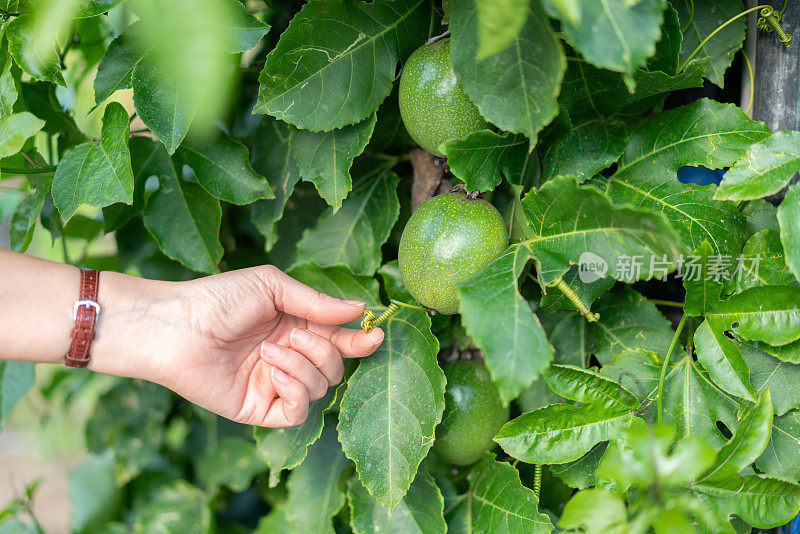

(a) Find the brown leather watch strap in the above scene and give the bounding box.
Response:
[65,269,101,368]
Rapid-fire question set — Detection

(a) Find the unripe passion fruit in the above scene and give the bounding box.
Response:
[398,39,489,157]
[434,360,509,466]
[398,192,508,314]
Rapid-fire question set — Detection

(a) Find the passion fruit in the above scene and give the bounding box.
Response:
[398,39,488,157]
[398,192,508,315]
[433,360,509,465]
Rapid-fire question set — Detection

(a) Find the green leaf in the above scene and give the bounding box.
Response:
[0,361,34,429]
[287,262,382,305]
[219,0,270,53]
[541,118,629,183]
[86,380,172,484]
[661,356,740,447]
[248,119,301,252]
[338,307,443,511]
[254,0,434,131]
[683,241,723,316]
[254,507,292,534]
[254,384,340,487]
[475,0,530,59]
[548,0,664,87]
[756,410,800,480]
[725,229,796,294]
[694,317,756,402]
[296,170,399,275]
[743,343,800,416]
[8,185,46,252]
[0,111,44,158]
[692,475,800,529]
[458,245,554,404]
[21,82,86,151]
[605,350,740,447]
[196,436,268,492]
[285,428,348,534]
[6,14,65,85]
[521,175,683,285]
[349,471,446,534]
[778,182,800,283]
[102,136,168,233]
[131,480,211,534]
[142,146,223,273]
[450,0,565,143]
[132,57,196,154]
[538,310,594,369]
[743,199,780,236]
[67,452,121,533]
[72,0,125,17]
[495,365,639,464]
[541,0,581,25]
[441,130,528,192]
[52,102,134,221]
[648,4,682,74]
[559,57,709,122]
[603,99,769,256]
[93,22,150,105]
[0,46,18,118]
[698,390,772,483]
[550,442,607,490]
[175,131,272,205]
[706,285,800,347]
[465,454,553,533]
[674,0,746,87]
[590,288,675,365]
[715,131,800,201]
[597,420,717,490]
[290,113,377,212]
[559,488,627,531]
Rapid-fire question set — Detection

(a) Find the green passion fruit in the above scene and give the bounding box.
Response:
[398,192,508,315]
[398,38,488,157]
[433,360,509,466]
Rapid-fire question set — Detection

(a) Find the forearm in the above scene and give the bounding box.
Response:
[0,248,184,381]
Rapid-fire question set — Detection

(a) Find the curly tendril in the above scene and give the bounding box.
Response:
[361,300,426,332]
[552,276,600,322]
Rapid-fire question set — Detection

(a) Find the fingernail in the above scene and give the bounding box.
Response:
[344,300,365,308]
[371,329,385,347]
[272,367,291,384]
[291,328,313,349]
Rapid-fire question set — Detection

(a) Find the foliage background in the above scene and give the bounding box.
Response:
[2,0,800,532]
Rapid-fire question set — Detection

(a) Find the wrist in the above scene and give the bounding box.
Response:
[88,271,186,383]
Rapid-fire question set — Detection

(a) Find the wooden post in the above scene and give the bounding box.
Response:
[746,0,800,203]
[749,0,800,131]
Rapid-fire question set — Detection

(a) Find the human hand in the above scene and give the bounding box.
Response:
[136,265,384,427]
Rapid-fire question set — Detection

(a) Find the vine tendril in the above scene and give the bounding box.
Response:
[361,299,425,332]
[678,4,791,74]
[757,6,792,47]
[552,276,599,322]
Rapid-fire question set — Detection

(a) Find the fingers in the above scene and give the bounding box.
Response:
[261,342,329,401]
[309,324,385,358]
[260,266,366,325]
[290,328,346,386]
[266,367,309,427]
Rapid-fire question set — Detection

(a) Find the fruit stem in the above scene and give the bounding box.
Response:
[648,299,685,308]
[360,299,425,332]
[533,464,543,498]
[656,313,688,424]
[425,30,450,45]
[551,276,600,322]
